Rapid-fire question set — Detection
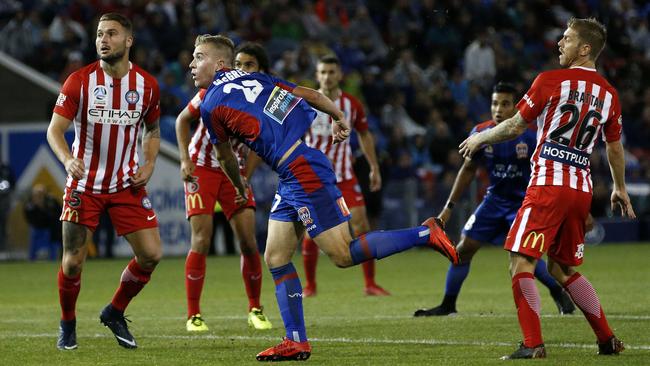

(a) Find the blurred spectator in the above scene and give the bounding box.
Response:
[23,184,61,261]
[381,90,426,138]
[0,8,42,61]
[463,29,496,90]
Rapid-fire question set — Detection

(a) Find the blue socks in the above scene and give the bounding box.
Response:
[270,263,307,342]
[534,259,562,293]
[349,226,430,265]
[444,262,471,297]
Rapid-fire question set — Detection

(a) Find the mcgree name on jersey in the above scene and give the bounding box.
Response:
[88,108,142,125]
[212,69,248,86]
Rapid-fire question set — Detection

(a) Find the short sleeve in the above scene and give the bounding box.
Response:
[269,75,296,91]
[53,73,82,120]
[144,78,161,125]
[350,97,369,133]
[469,125,484,160]
[517,73,548,123]
[187,89,207,118]
[603,93,622,142]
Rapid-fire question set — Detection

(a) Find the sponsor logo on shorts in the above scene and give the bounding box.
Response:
[298,206,313,226]
[522,231,545,252]
[337,197,350,217]
[186,180,199,193]
[141,196,153,210]
[61,208,79,223]
[186,193,205,210]
[575,243,585,259]
[516,141,529,159]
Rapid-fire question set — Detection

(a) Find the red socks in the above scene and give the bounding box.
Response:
[111,258,153,312]
[512,272,543,347]
[241,251,262,310]
[185,250,207,317]
[564,272,614,343]
[301,238,319,289]
[58,268,81,321]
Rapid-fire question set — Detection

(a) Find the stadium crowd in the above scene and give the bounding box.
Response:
[1,0,649,224]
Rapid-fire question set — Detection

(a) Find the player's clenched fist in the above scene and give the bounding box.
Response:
[331,117,350,144]
[180,158,196,182]
[64,157,85,180]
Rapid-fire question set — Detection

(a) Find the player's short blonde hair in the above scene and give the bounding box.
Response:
[567,17,607,60]
[194,34,234,63]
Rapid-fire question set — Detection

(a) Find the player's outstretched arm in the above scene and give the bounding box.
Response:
[215,141,248,205]
[47,112,85,180]
[292,86,349,143]
[605,140,636,218]
[132,119,160,187]
[438,158,478,226]
[175,106,197,181]
[357,130,381,192]
[459,112,528,158]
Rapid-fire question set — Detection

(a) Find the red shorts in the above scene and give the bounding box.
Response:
[184,165,256,220]
[504,185,591,266]
[337,177,365,208]
[60,186,158,236]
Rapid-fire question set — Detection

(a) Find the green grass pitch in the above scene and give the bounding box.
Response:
[1,243,649,365]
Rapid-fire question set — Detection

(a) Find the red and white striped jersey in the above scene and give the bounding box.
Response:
[53,61,160,194]
[186,89,248,170]
[304,91,369,182]
[517,67,622,193]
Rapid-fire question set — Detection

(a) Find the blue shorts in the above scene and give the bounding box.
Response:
[270,143,351,237]
[462,193,522,245]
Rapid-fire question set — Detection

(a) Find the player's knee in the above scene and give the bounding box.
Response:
[327,251,353,268]
[190,231,212,254]
[139,251,162,270]
[239,241,258,256]
[264,250,291,269]
[62,256,84,276]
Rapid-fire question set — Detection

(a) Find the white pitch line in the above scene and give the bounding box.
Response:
[3,332,650,351]
[2,313,649,323]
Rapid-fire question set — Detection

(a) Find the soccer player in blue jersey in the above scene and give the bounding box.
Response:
[414,82,575,317]
[189,34,458,362]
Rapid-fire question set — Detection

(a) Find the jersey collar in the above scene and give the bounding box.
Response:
[570,66,596,72]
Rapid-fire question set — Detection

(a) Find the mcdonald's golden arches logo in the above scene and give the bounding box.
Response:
[186,193,205,210]
[61,208,79,223]
[522,231,545,252]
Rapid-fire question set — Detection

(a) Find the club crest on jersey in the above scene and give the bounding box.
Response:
[141,196,153,210]
[298,206,313,226]
[125,90,140,105]
[93,85,108,105]
[186,180,199,193]
[516,141,529,159]
[484,145,493,156]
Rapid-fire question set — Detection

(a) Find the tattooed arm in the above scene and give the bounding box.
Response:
[459,112,528,159]
[132,120,161,187]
